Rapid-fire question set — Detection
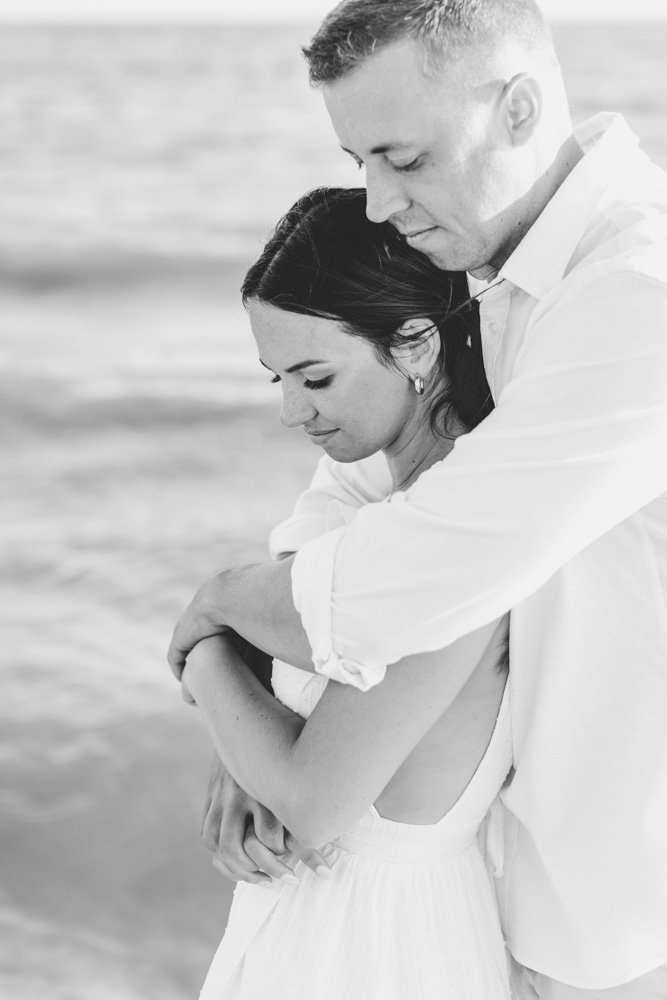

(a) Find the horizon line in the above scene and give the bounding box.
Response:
[0,14,666,24]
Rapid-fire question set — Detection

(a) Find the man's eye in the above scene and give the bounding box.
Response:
[304,376,332,390]
[394,157,422,173]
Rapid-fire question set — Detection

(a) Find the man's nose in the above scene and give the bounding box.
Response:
[365,165,410,224]
[280,385,317,428]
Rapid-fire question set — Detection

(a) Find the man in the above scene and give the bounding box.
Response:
[169,2,667,997]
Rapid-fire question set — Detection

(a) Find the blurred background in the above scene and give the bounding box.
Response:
[2,0,667,997]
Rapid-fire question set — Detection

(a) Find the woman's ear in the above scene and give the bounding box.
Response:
[392,318,441,380]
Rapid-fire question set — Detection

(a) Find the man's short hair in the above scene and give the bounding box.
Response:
[303,0,555,84]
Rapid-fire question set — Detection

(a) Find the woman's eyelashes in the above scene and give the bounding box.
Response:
[304,376,333,391]
[269,374,333,390]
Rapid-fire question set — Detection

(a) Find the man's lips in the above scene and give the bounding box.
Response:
[402,226,438,242]
[306,428,338,439]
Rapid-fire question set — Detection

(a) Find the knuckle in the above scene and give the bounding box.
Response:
[218,843,255,872]
[220,779,245,806]
[212,860,234,882]
[218,814,247,847]
[201,804,221,833]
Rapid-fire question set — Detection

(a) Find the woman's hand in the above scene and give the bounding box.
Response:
[201,754,334,885]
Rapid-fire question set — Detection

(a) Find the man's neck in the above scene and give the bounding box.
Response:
[470,131,584,283]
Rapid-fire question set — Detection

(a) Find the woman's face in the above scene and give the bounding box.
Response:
[249,300,422,463]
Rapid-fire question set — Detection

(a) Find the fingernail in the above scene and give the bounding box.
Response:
[315,865,334,880]
[280,873,299,886]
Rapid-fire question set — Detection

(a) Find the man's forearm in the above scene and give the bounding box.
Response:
[218,559,314,670]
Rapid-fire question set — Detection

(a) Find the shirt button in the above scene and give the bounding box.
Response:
[489,322,500,337]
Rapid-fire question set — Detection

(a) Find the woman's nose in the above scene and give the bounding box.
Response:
[280,386,317,428]
[365,165,411,224]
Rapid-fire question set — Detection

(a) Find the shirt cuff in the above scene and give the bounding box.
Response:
[268,515,330,559]
[291,529,387,692]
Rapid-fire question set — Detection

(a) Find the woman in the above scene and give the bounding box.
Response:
[183,187,512,999]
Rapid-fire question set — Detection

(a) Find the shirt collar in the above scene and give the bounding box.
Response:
[498,114,641,301]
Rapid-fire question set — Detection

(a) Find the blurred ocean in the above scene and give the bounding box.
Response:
[2,21,667,1000]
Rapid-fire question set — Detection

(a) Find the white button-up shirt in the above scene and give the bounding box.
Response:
[274,114,667,989]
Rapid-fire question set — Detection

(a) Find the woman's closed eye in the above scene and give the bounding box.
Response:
[303,376,332,391]
[270,374,333,390]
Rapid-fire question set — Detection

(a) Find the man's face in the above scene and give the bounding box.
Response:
[323,38,518,275]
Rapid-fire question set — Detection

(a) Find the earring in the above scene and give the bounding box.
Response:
[413,374,425,396]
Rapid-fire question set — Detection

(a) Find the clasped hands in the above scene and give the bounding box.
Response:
[168,563,333,885]
[202,754,335,887]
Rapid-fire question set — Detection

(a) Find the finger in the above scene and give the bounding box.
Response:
[217,814,266,877]
[284,832,335,879]
[252,809,287,856]
[201,801,223,854]
[243,833,299,884]
[200,755,224,835]
[215,839,264,876]
[167,631,187,680]
[200,793,213,836]
[212,855,272,886]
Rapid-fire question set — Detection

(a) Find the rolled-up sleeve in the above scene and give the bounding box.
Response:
[291,269,667,687]
[291,525,389,691]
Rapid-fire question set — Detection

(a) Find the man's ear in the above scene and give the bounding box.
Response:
[502,72,542,147]
[392,318,441,378]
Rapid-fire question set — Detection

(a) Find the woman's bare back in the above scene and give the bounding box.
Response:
[374,617,509,825]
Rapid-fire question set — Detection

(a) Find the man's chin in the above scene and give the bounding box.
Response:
[418,243,469,273]
[413,236,483,274]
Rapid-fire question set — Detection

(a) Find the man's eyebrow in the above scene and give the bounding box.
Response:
[341,142,411,157]
[259,358,328,374]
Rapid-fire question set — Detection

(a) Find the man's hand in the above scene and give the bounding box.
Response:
[168,571,238,680]
[168,558,313,682]
[201,754,334,885]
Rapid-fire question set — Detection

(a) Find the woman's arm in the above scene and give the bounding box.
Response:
[183,616,506,849]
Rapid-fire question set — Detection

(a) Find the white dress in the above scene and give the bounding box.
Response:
[200,662,513,1000]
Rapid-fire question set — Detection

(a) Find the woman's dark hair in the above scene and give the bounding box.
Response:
[242,187,493,433]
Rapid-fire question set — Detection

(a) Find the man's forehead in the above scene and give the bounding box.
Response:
[323,54,456,150]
